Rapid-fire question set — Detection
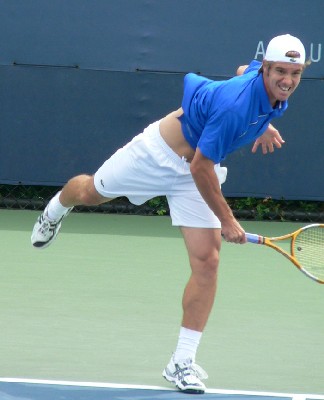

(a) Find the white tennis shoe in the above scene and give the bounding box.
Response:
[31,205,73,249]
[162,355,208,394]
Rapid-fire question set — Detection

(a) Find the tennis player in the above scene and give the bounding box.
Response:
[31,34,308,394]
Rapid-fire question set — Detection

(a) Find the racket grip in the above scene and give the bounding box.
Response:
[245,233,262,244]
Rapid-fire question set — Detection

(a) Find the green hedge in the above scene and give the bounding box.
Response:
[0,185,323,222]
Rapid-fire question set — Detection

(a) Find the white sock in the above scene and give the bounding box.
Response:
[173,327,202,363]
[46,191,70,221]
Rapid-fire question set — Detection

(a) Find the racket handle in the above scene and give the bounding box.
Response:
[245,233,263,244]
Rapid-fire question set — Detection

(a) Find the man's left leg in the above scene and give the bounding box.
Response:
[181,226,221,331]
[163,227,221,394]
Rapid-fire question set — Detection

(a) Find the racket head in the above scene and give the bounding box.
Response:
[292,224,324,284]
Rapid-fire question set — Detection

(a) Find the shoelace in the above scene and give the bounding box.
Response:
[39,215,58,235]
[175,360,208,380]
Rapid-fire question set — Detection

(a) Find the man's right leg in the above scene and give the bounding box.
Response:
[31,174,109,249]
[31,121,163,249]
[58,174,108,207]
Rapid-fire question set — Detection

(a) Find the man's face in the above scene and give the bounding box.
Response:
[262,62,303,106]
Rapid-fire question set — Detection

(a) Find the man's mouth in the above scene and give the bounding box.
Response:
[278,85,291,92]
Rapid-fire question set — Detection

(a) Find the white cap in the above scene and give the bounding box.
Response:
[264,34,306,64]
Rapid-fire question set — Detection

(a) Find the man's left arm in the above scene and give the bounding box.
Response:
[252,124,285,154]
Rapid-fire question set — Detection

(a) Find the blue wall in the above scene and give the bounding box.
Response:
[0,0,323,200]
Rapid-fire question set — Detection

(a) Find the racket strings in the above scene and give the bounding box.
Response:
[293,226,324,280]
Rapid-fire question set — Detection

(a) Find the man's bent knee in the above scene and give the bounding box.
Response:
[67,175,108,206]
[82,176,109,205]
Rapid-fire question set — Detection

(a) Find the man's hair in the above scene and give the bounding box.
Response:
[259,59,311,74]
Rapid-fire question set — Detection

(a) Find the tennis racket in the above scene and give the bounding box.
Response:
[245,223,324,284]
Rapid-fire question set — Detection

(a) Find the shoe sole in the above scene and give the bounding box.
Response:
[162,370,205,394]
[31,207,73,249]
[31,223,62,249]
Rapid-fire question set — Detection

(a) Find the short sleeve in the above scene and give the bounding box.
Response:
[244,60,262,74]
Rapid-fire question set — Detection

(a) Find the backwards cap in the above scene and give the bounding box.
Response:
[264,34,306,64]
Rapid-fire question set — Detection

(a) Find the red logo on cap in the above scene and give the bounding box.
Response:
[285,50,301,59]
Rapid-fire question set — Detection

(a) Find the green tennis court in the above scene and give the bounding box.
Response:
[0,209,323,396]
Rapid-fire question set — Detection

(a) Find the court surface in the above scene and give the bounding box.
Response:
[0,209,323,399]
[0,379,323,400]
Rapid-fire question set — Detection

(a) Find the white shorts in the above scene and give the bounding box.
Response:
[94,121,227,228]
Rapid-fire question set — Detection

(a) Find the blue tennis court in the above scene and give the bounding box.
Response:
[1,211,323,398]
[0,379,323,400]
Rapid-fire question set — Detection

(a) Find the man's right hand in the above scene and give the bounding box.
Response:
[221,218,246,244]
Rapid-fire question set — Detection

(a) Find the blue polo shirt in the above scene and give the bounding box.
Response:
[179,60,288,163]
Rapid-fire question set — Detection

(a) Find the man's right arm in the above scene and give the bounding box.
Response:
[190,148,246,244]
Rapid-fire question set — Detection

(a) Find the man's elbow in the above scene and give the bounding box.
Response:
[190,160,200,178]
[236,65,248,76]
